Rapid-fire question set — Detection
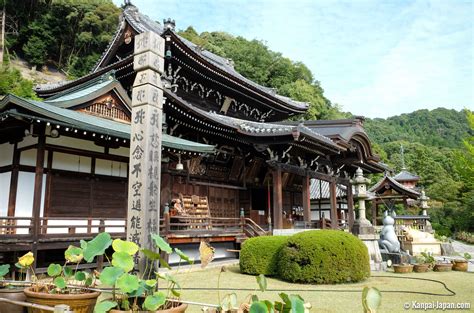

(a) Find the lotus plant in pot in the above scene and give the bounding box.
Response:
[94,233,193,313]
[413,252,435,273]
[23,232,117,313]
[452,253,471,272]
[0,252,34,313]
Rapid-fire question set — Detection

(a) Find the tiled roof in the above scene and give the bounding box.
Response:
[164,89,341,150]
[393,170,420,182]
[310,179,347,200]
[0,94,215,154]
[369,174,420,199]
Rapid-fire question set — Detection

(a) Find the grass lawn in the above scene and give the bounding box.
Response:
[170,264,474,313]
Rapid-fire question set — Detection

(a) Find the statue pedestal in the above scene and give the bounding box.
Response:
[352,219,375,235]
[358,233,384,271]
[401,240,441,256]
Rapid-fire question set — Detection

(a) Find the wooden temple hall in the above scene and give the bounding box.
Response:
[0,3,384,264]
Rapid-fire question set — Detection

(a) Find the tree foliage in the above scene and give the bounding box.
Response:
[4,0,120,77]
[365,109,473,234]
[0,67,39,99]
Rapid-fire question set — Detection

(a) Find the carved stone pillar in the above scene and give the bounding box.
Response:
[127,31,165,272]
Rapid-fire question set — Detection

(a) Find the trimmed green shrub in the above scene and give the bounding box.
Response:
[240,236,288,276]
[278,230,370,284]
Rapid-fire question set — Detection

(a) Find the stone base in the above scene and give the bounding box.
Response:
[370,261,388,271]
[381,251,412,264]
[440,243,456,256]
[402,241,441,256]
[352,220,375,235]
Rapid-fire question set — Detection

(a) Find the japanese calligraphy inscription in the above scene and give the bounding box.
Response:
[127,31,164,272]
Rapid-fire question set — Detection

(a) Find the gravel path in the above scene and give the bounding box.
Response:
[451,240,474,255]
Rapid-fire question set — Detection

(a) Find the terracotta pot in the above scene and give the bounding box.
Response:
[0,287,27,313]
[23,287,100,313]
[434,263,453,272]
[413,264,430,273]
[452,260,468,272]
[393,264,414,273]
[109,303,188,313]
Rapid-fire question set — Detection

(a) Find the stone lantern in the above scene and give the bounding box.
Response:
[351,167,374,235]
[419,190,430,216]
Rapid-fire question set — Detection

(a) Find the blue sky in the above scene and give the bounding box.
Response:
[115,0,473,118]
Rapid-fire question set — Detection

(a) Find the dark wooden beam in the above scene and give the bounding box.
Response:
[329,180,337,229]
[31,133,46,268]
[272,167,283,229]
[7,143,20,217]
[346,182,354,229]
[302,174,311,223]
[371,200,377,226]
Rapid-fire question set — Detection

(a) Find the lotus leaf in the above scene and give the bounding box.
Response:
[64,245,83,263]
[82,232,112,263]
[94,300,118,313]
[54,276,66,289]
[112,239,139,255]
[143,292,166,311]
[0,264,10,279]
[47,263,62,277]
[99,266,124,286]
[112,251,134,272]
[151,234,172,253]
[116,273,139,293]
[18,252,34,267]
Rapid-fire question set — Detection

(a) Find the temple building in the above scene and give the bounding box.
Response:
[0,3,384,265]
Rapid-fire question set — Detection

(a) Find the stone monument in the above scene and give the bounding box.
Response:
[126,31,165,272]
[350,168,383,270]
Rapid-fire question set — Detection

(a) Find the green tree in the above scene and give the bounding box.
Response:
[0,67,39,99]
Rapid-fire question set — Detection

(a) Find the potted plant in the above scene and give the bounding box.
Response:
[0,255,30,313]
[452,253,471,272]
[23,232,115,313]
[94,233,192,313]
[392,263,413,273]
[434,258,453,272]
[413,252,435,273]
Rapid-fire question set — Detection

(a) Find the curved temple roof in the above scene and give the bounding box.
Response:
[0,94,215,154]
[369,174,420,199]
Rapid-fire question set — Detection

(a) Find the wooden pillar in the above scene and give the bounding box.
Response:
[346,182,354,230]
[371,200,377,226]
[32,134,46,268]
[272,167,283,229]
[329,180,337,229]
[7,143,20,217]
[302,174,311,224]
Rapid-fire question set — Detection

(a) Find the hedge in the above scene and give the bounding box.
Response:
[239,235,288,276]
[278,230,370,284]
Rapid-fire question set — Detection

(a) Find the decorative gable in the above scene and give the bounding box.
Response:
[77,93,131,123]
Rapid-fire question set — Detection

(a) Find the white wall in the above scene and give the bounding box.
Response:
[15,172,46,217]
[20,149,49,168]
[47,136,104,153]
[0,172,11,215]
[109,146,129,157]
[52,152,91,173]
[95,159,127,177]
[0,143,13,166]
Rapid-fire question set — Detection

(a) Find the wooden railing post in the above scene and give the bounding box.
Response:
[164,212,170,235]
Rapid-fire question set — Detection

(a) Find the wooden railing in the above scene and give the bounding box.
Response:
[0,214,267,242]
[0,217,126,241]
[160,214,266,237]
